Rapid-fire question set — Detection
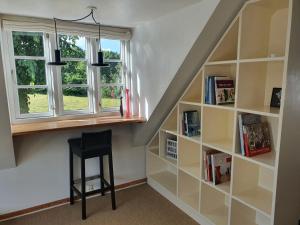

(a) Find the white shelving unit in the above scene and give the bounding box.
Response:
[146,0,292,224]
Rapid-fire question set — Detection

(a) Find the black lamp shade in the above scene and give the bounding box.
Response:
[92,51,109,67]
[48,49,67,66]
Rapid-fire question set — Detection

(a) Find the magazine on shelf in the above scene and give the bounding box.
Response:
[211,153,232,185]
[238,114,262,156]
[182,111,200,137]
[214,77,235,105]
[243,122,272,157]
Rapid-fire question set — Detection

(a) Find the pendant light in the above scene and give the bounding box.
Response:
[48,18,67,66]
[48,7,109,67]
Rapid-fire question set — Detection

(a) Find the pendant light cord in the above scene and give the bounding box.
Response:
[53,9,101,50]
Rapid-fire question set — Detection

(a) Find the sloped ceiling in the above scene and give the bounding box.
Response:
[0,0,202,27]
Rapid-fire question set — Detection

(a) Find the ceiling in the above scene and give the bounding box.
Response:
[0,0,203,27]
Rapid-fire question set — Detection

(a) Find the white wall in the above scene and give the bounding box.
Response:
[130,0,219,119]
[0,126,145,213]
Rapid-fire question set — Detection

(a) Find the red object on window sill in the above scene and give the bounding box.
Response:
[125,88,131,118]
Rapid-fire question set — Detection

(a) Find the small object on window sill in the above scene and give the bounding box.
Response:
[120,96,124,117]
[125,88,131,118]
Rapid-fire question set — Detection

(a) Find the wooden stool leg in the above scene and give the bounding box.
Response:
[108,152,116,210]
[81,158,87,220]
[69,147,74,205]
[99,156,105,196]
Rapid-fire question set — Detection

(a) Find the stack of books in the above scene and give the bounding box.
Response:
[182,111,201,137]
[205,75,235,105]
[238,113,272,157]
[203,150,232,185]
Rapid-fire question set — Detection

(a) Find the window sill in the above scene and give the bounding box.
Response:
[11,115,145,136]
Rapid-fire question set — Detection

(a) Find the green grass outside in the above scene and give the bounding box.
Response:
[28,94,119,113]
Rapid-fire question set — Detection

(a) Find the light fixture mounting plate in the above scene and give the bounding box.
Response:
[87,6,97,11]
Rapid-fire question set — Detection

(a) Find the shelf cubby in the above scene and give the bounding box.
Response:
[181,70,203,104]
[148,132,159,155]
[178,136,201,179]
[204,63,237,108]
[178,103,201,143]
[200,183,229,225]
[240,0,289,59]
[202,145,232,194]
[232,157,274,215]
[178,170,200,211]
[159,131,177,166]
[208,18,239,62]
[237,61,284,115]
[161,105,178,133]
[235,112,279,168]
[147,152,177,196]
[202,107,234,153]
[231,199,271,225]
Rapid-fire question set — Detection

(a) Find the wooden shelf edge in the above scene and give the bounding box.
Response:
[11,116,146,136]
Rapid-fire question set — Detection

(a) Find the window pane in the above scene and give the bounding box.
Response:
[101,39,121,60]
[18,88,49,114]
[60,35,86,58]
[61,61,87,85]
[15,59,46,85]
[101,86,123,109]
[63,87,88,111]
[13,31,44,56]
[100,62,122,84]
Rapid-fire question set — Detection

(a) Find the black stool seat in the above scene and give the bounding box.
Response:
[68,130,116,220]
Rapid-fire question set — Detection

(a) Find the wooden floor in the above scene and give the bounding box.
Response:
[2,184,199,225]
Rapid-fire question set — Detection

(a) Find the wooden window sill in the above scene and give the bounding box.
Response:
[11,116,145,136]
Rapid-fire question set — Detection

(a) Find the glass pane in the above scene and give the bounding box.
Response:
[15,59,46,85]
[101,86,123,109]
[60,35,86,58]
[100,62,122,84]
[101,39,121,60]
[63,87,88,111]
[61,61,87,85]
[18,88,49,114]
[13,31,44,56]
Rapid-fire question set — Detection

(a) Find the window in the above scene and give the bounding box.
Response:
[4,29,128,122]
[11,31,52,117]
[59,35,90,112]
[100,39,124,111]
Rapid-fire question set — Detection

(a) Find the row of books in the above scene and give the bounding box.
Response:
[238,114,272,157]
[203,150,232,185]
[182,111,201,137]
[205,75,235,105]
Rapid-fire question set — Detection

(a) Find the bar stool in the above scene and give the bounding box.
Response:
[68,130,116,220]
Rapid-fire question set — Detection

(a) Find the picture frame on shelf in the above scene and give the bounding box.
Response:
[270,87,282,108]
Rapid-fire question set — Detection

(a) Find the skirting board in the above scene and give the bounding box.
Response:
[0,178,147,222]
[147,177,214,225]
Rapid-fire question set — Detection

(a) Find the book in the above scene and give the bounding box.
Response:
[243,122,272,157]
[211,153,232,185]
[214,77,235,105]
[203,150,219,182]
[238,114,262,156]
[183,111,200,137]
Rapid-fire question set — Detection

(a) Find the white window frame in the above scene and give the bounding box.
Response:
[99,39,126,112]
[56,34,95,116]
[5,31,54,120]
[2,27,130,123]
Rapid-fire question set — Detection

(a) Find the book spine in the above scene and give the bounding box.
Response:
[243,128,250,157]
[211,155,216,185]
[248,148,272,157]
[238,114,245,156]
[205,77,209,104]
[212,76,216,105]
